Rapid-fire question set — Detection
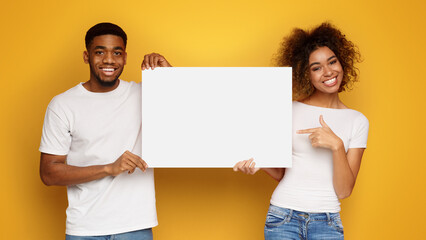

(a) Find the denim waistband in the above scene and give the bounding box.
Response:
[268,204,340,222]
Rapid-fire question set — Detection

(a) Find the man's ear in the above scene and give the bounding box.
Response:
[83,51,89,64]
[123,51,127,65]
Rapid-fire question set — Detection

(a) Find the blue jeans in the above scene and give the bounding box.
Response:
[65,228,153,240]
[264,205,344,240]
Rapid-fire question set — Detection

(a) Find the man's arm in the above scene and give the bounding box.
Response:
[40,151,147,186]
[141,53,172,70]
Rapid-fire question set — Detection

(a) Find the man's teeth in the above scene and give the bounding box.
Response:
[102,68,114,72]
[324,78,336,84]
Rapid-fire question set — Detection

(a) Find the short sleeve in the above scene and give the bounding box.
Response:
[348,113,369,149]
[39,100,71,155]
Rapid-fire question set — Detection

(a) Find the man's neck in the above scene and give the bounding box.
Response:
[82,79,120,93]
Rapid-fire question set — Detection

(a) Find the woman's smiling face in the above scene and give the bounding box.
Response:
[308,46,343,95]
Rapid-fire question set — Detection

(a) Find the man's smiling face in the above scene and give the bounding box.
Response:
[84,34,127,87]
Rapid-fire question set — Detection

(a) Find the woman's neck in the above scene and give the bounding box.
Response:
[301,91,347,109]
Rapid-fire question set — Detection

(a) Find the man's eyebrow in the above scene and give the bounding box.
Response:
[309,55,337,67]
[92,46,124,50]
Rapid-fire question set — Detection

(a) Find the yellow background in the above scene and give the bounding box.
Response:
[1,0,425,239]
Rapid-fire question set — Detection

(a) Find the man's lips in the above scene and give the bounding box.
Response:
[100,67,117,76]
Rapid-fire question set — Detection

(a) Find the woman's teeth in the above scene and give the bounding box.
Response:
[324,77,336,85]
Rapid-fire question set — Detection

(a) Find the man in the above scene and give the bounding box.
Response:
[39,22,170,239]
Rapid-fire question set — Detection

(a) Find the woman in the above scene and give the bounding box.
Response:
[234,22,369,240]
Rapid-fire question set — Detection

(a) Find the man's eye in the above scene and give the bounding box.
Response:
[95,51,103,55]
[114,52,122,56]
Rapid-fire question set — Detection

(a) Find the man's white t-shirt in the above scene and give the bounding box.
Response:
[39,80,157,236]
[270,101,369,213]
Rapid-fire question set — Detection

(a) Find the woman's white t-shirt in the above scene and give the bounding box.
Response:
[270,101,369,213]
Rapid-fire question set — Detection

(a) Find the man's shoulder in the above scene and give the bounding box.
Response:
[122,80,141,94]
[48,84,83,110]
[60,83,83,96]
[124,80,141,88]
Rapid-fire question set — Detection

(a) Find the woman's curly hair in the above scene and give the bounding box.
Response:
[276,22,361,100]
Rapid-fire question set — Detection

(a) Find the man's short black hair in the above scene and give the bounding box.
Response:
[85,22,127,49]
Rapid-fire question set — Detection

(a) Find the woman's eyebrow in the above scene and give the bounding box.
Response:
[328,55,337,61]
[309,55,337,67]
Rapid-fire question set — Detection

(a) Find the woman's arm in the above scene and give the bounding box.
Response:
[297,115,365,199]
[233,159,285,182]
[262,168,286,182]
[331,146,364,199]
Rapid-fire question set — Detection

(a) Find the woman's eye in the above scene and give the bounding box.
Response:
[312,67,320,72]
[330,60,337,65]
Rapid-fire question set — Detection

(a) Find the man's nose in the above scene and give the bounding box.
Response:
[103,52,115,64]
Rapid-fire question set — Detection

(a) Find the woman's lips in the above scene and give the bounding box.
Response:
[323,77,337,87]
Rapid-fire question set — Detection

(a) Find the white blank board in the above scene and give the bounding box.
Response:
[142,67,292,167]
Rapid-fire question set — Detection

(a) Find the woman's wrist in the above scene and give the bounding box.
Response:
[331,139,345,152]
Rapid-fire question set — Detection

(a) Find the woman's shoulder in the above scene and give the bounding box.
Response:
[293,101,368,123]
[336,105,369,128]
[292,100,356,111]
